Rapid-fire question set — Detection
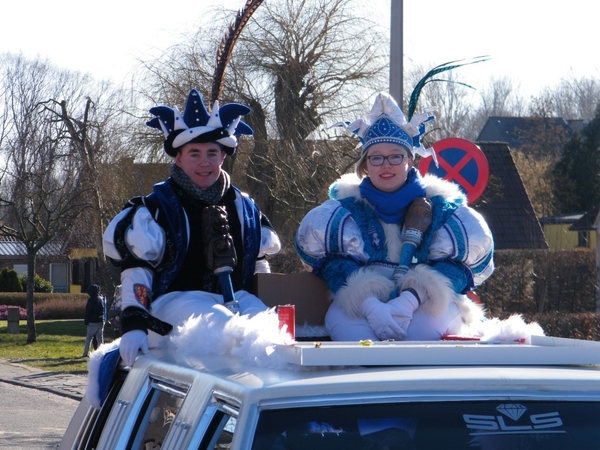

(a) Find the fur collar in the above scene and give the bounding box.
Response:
[330,173,467,205]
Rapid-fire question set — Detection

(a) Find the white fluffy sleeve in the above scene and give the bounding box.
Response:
[102,206,166,268]
[296,199,369,265]
[259,226,281,257]
[427,205,494,286]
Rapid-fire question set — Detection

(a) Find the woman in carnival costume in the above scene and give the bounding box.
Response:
[103,89,281,366]
[295,92,494,341]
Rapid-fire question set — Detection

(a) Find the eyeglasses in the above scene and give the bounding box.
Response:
[367,154,406,166]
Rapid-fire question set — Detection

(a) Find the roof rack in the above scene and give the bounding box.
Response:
[276,335,600,367]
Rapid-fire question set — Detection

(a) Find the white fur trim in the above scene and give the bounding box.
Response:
[459,314,545,344]
[400,264,454,317]
[454,294,486,327]
[85,339,121,409]
[330,173,362,201]
[381,222,402,264]
[421,174,466,204]
[331,172,466,206]
[333,268,395,318]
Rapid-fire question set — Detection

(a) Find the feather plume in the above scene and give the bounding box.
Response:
[407,55,490,120]
[211,0,264,105]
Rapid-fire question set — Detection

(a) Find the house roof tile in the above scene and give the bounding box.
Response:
[471,142,548,250]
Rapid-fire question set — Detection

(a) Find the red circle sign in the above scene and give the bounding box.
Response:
[418,137,489,203]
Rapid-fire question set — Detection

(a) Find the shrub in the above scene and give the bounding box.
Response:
[0,268,23,292]
[0,293,86,320]
[477,249,597,316]
[34,296,86,320]
[20,274,54,293]
[0,304,41,320]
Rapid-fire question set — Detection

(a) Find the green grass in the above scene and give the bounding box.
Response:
[0,320,98,374]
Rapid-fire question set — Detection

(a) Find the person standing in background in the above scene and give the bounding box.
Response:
[82,284,105,357]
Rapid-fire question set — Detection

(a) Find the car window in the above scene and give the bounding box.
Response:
[252,401,600,449]
[127,378,188,449]
[197,406,238,449]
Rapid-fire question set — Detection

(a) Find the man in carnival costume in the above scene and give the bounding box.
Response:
[295,92,494,341]
[103,89,281,366]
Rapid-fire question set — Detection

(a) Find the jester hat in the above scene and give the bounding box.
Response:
[146,89,253,156]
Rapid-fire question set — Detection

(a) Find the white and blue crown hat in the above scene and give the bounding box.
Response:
[334,92,438,164]
[146,89,253,156]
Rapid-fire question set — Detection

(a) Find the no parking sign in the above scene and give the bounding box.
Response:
[418,137,489,204]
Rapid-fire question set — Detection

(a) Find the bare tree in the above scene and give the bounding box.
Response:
[0,54,93,342]
[229,0,387,242]
[134,0,389,268]
[532,75,600,122]
[465,76,527,141]
[39,80,135,292]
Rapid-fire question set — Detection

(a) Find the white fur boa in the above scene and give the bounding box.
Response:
[168,309,293,369]
[460,314,545,344]
[85,307,544,409]
[86,309,295,408]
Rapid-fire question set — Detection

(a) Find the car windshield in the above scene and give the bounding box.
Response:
[252,400,600,449]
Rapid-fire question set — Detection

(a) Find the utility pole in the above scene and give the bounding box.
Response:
[389,0,403,106]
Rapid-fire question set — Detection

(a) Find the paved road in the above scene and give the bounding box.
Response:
[0,381,79,449]
[0,359,87,449]
[0,359,87,400]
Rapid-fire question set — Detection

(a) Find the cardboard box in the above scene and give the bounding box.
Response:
[254,272,330,326]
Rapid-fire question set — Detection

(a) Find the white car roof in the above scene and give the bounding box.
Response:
[136,335,600,408]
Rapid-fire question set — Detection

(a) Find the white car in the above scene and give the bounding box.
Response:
[59,335,600,450]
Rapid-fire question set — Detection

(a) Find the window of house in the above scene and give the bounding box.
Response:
[578,231,590,248]
[50,263,69,293]
[13,264,27,277]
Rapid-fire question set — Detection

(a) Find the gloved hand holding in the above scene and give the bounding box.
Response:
[119,329,149,366]
[404,197,433,240]
[386,289,421,335]
[394,197,433,282]
[361,290,421,341]
[361,296,407,341]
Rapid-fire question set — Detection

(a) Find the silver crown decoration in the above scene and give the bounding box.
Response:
[333,92,438,165]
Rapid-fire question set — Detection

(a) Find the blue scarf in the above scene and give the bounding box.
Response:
[359,168,427,224]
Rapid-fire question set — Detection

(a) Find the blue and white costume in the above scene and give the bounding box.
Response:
[295,92,494,341]
[103,178,281,345]
[102,89,281,365]
[296,171,493,341]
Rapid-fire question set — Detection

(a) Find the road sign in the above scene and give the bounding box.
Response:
[418,137,489,203]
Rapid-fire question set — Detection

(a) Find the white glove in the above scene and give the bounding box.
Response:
[361,296,407,341]
[119,329,149,366]
[386,290,421,335]
[361,291,421,341]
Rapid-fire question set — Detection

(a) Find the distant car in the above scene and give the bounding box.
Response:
[59,335,600,449]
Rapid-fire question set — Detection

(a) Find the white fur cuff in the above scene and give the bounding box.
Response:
[333,268,395,318]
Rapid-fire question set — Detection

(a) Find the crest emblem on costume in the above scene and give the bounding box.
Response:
[133,283,151,309]
[368,226,382,250]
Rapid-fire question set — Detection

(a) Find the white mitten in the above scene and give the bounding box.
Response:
[386,289,421,334]
[361,296,407,341]
[119,329,149,366]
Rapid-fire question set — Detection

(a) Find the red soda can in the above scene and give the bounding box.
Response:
[277,304,295,340]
